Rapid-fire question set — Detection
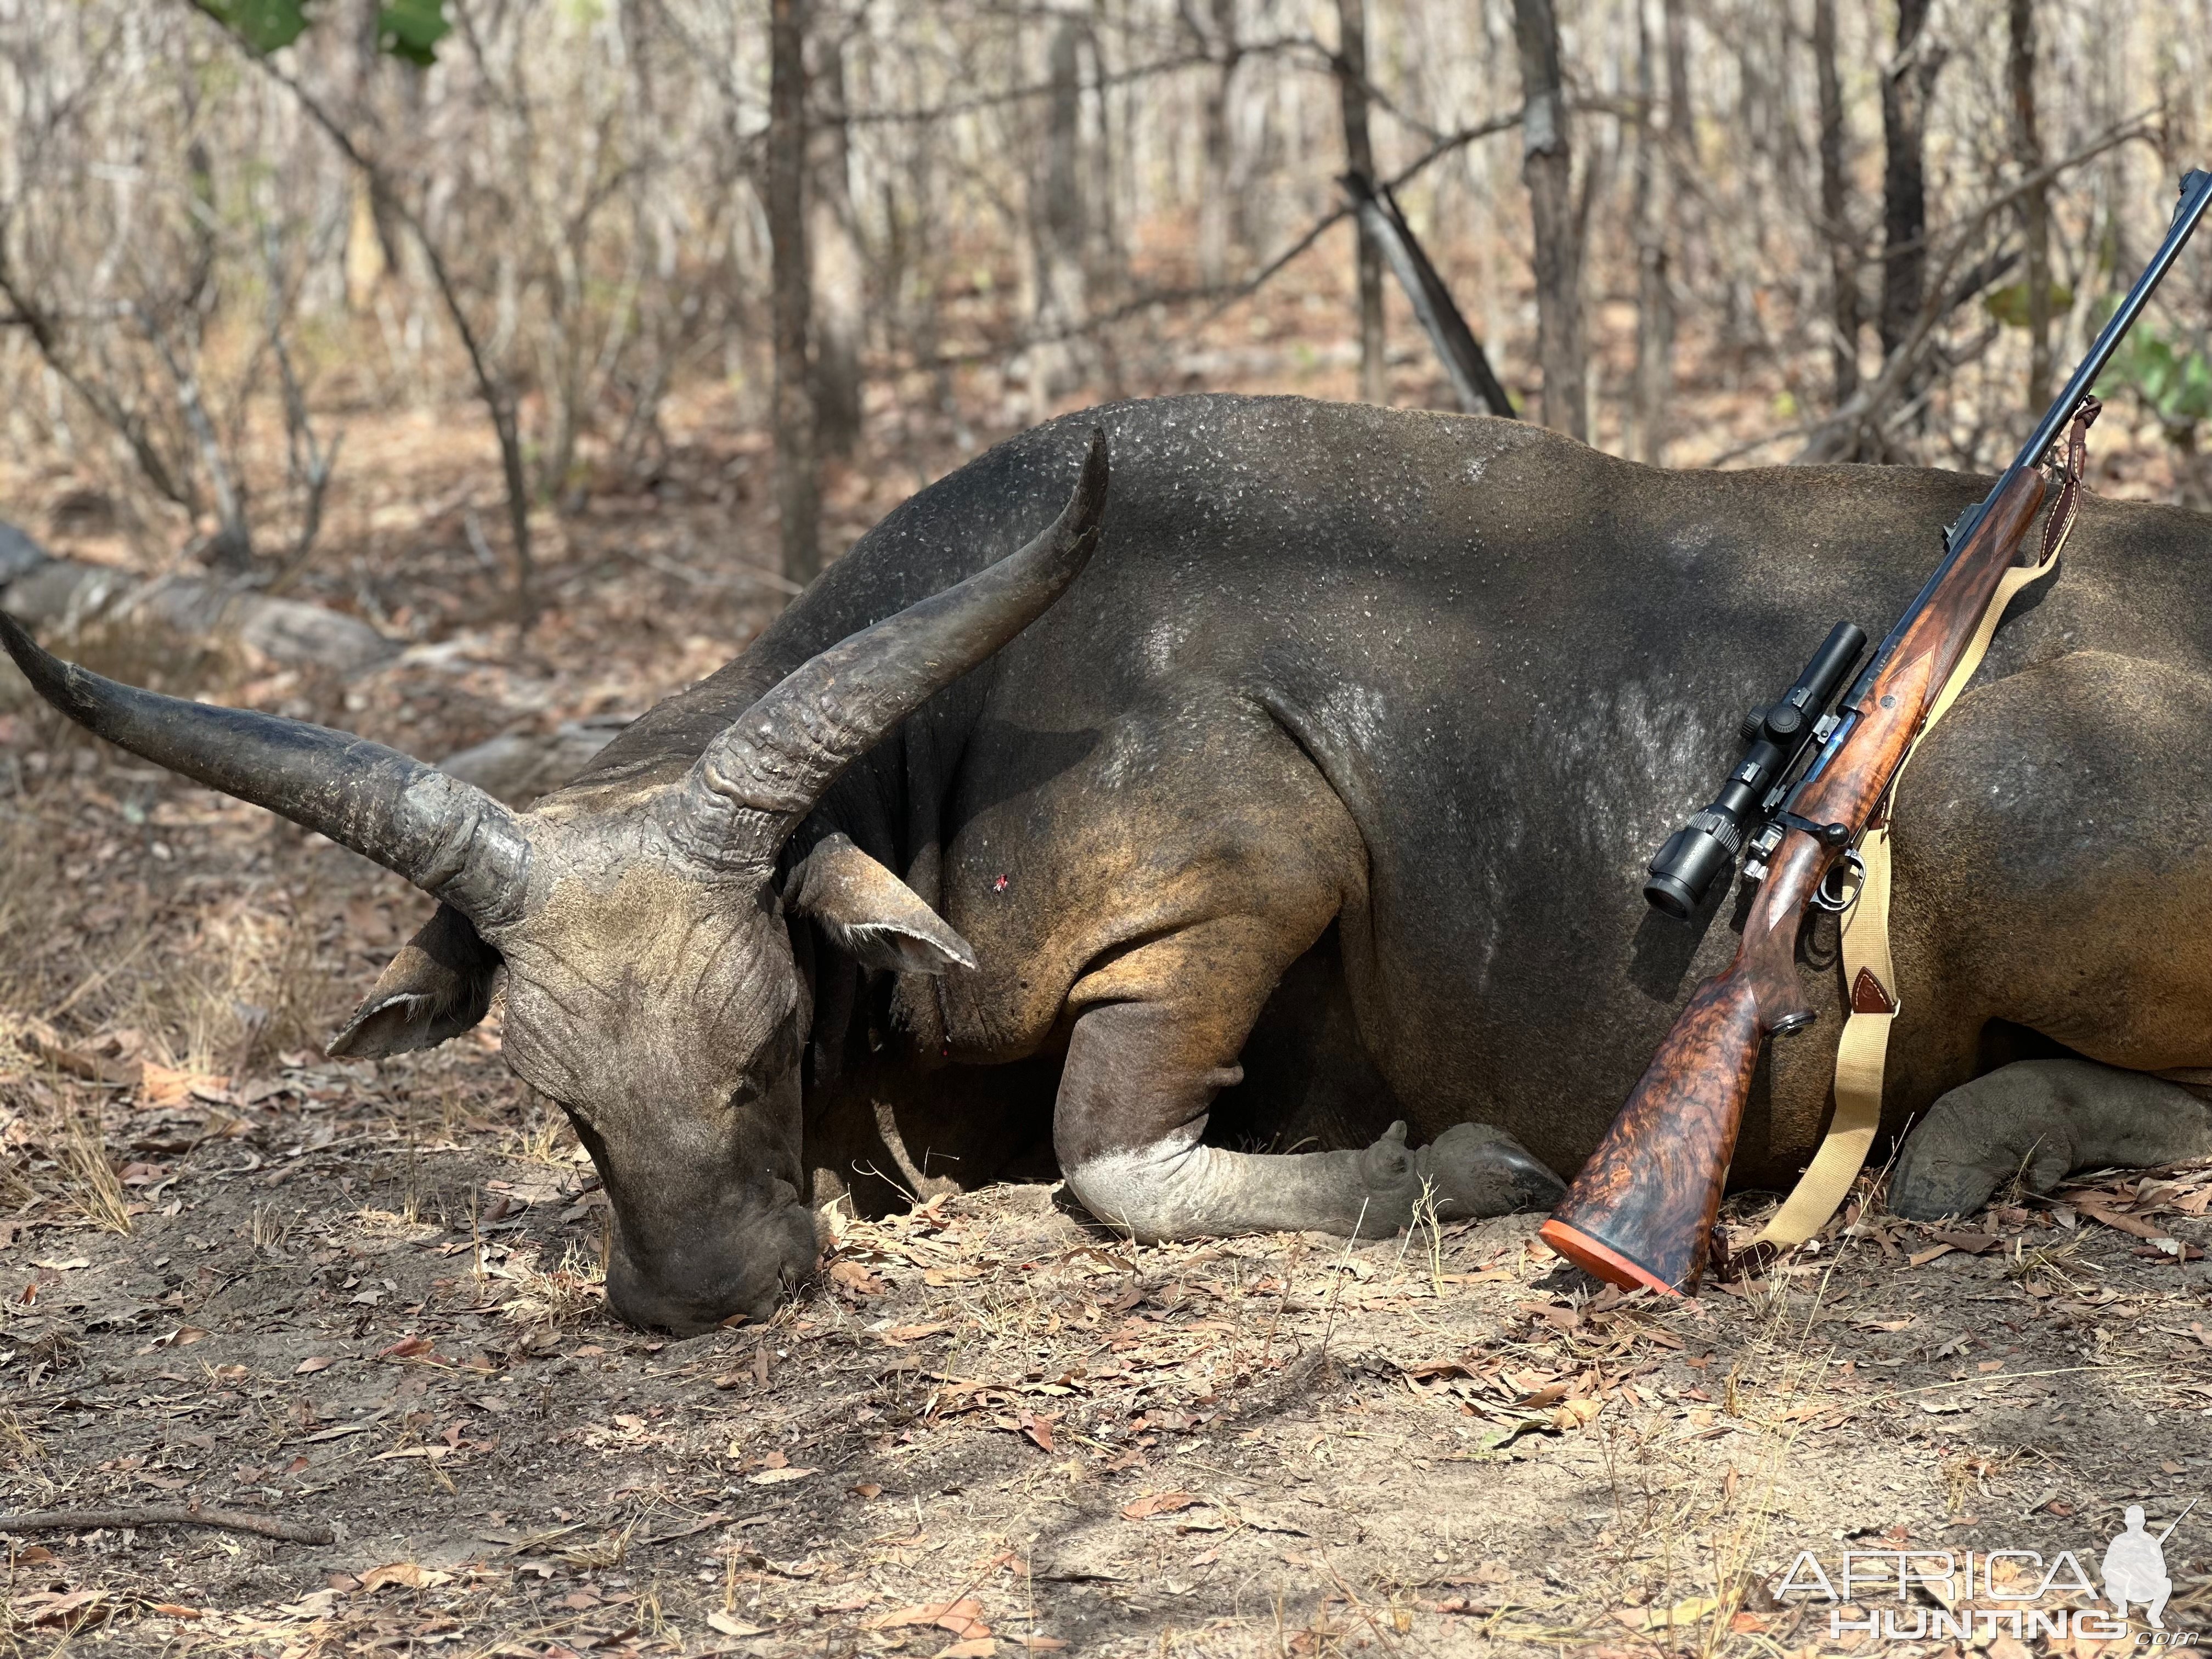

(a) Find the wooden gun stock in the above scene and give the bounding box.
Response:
[1540,834,1829,1291]
[1542,469,2050,1293]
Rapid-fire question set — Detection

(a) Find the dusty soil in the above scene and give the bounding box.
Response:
[7,1008,2212,1659]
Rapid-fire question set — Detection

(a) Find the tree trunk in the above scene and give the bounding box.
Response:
[769,0,820,586]
[1879,0,1938,366]
[1081,22,1120,300]
[2008,0,2051,410]
[1030,18,1090,412]
[1628,0,1673,464]
[1197,0,1239,289]
[1813,0,1859,407]
[811,25,865,461]
[1334,0,1386,406]
[1513,0,1585,440]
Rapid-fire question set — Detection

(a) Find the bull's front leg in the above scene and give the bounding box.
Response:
[1051,919,1561,1242]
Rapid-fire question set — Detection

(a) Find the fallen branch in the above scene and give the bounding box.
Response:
[0,1505,335,1545]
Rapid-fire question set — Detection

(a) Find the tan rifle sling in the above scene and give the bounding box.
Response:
[1749,402,2100,1255]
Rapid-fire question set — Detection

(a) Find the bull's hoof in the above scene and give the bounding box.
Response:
[1358,1119,1564,1224]
[1892,1059,2212,1222]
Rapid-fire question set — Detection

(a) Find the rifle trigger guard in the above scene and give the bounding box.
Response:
[1811,848,1866,916]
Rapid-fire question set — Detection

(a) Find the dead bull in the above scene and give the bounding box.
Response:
[10,396,2212,1331]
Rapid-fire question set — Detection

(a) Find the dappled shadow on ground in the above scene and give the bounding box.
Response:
[5,769,2212,1658]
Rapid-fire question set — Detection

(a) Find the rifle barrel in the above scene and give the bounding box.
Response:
[2156,1496,2199,1544]
[1846,168,2212,712]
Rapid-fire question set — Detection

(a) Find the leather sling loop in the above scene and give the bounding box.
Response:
[1750,399,2100,1254]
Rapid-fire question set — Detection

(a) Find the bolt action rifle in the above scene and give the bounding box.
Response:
[1541,168,2212,1295]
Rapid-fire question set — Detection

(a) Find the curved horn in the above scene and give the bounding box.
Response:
[679,426,1108,862]
[0,610,528,928]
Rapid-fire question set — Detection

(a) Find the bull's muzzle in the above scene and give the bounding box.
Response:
[602,1200,820,1335]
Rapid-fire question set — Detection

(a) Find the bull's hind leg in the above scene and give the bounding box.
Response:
[1892,1059,2212,1219]
[1884,651,2212,1217]
[1052,914,1562,1241]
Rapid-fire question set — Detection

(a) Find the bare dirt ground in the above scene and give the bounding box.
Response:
[6,985,2212,1659]
[8,266,2212,1657]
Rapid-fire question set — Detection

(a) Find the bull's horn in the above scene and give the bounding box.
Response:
[0,610,528,928]
[678,426,1108,864]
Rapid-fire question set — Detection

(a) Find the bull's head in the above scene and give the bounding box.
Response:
[3,432,1108,1332]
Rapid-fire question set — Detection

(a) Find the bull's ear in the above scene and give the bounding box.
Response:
[784,833,978,976]
[327,904,503,1059]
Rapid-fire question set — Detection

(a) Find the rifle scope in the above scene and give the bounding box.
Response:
[1643,620,1868,921]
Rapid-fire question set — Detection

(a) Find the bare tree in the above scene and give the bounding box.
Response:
[769,0,821,586]
[194,10,548,622]
[1334,0,1385,406]
[1030,18,1091,411]
[1880,0,1942,366]
[1194,0,1240,288]
[1513,0,1585,440]
[2010,0,2051,410]
[0,18,337,580]
[1628,0,1673,463]
[1812,0,1859,408]
[0,0,2199,584]
[812,18,865,460]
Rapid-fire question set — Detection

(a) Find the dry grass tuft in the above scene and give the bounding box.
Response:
[507,1092,585,1166]
[0,1072,133,1232]
[129,904,340,1076]
[50,1104,132,1233]
[0,1406,47,1489]
[498,1242,609,1332]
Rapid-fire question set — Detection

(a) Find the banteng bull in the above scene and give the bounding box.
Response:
[9,397,2211,1332]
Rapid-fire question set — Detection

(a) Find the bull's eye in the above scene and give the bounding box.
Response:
[713,1001,802,1118]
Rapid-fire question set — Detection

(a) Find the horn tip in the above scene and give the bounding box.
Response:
[1067,426,1110,533]
[0,604,77,711]
[0,604,37,664]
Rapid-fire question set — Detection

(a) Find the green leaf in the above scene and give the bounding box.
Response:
[378,0,449,65]
[2094,315,2212,441]
[199,0,312,53]
[1982,281,2075,329]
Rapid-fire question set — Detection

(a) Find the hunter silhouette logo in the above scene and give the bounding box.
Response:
[2106,1500,2196,1629]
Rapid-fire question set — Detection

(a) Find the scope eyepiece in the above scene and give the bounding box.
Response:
[1641,621,1869,920]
